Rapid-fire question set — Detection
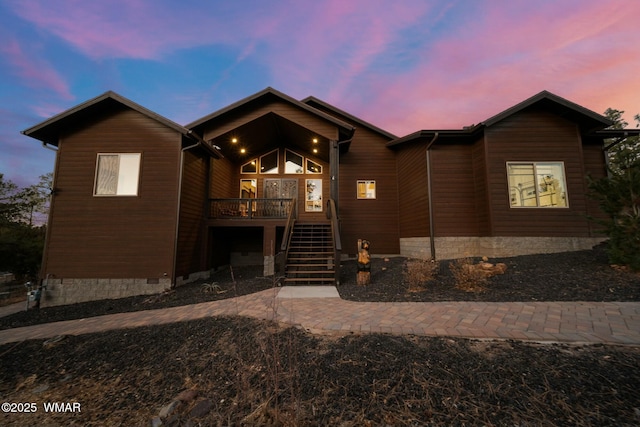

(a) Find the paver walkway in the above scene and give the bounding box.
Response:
[1,287,639,346]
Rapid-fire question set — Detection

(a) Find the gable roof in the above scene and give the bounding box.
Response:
[186,87,356,140]
[388,90,614,148]
[482,90,612,130]
[22,91,194,146]
[302,96,398,140]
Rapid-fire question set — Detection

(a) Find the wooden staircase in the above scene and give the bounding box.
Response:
[284,222,336,285]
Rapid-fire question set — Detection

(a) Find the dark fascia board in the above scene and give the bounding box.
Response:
[22,91,194,146]
[387,91,614,148]
[301,96,398,141]
[186,87,356,139]
[592,129,640,138]
[482,90,612,130]
[387,126,483,148]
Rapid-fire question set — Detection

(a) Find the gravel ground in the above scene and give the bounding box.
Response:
[1,246,640,426]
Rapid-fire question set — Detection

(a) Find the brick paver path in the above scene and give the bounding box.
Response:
[1,288,639,346]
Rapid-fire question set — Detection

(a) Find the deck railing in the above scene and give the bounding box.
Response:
[209,198,294,219]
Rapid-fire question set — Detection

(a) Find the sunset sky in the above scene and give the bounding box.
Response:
[1,0,639,187]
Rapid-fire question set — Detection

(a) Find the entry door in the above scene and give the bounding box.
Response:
[264,179,298,216]
[264,178,298,199]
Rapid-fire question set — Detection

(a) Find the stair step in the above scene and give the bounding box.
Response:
[289,247,333,251]
[286,273,335,277]
[287,260,334,264]
[288,251,333,259]
[284,221,336,285]
[286,262,334,266]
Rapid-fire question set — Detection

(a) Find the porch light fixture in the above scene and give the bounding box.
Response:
[313,148,318,154]
[240,148,246,154]
[231,137,238,143]
[313,138,318,143]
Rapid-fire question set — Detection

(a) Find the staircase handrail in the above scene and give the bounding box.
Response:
[277,198,297,277]
[326,199,342,285]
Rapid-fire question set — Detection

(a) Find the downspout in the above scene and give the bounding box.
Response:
[172,133,201,287]
[426,133,439,260]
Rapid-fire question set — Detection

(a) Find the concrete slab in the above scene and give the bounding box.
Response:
[277,286,340,299]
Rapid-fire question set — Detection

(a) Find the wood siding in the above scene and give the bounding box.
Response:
[396,141,429,238]
[175,148,209,278]
[471,137,491,235]
[485,108,598,237]
[338,127,400,255]
[430,144,482,236]
[43,107,181,279]
[210,156,237,198]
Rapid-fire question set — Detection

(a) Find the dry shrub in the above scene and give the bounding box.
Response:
[404,259,439,292]
[449,258,488,292]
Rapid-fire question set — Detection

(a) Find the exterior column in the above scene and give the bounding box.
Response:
[330,139,339,211]
[263,225,276,276]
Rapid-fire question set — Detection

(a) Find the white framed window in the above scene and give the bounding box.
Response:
[260,149,279,174]
[305,179,323,212]
[285,149,304,174]
[241,159,258,174]
[507,162,568,208]
[306,159,322,174]
[94,153,141,196]
[357,180,376,199]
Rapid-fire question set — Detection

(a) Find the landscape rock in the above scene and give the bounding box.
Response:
[188,398,214,419]
[158,399,181,419]
[175,388,198,403]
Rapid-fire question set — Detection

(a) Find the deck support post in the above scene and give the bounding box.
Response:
[330,139,339,212]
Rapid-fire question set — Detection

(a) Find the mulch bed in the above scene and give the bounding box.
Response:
[339,245,640,302]
[1,316,639,426]
[1,246,640,426]
[1,245,638,330]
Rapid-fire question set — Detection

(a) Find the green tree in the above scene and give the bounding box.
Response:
[588,110,640,270]
[0,173,50,278]
[603,108,640,175]
[15,173,52,226]
[0,174,20,225]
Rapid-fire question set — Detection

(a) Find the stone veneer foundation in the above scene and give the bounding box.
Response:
[40,278,173,308]
[400,236,606,261]
[40,268,225,307]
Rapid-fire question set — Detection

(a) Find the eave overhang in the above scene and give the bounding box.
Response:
[387,126,484,148]
[187,87,355,141]
[482,90,612,133]
[22,91,193,146]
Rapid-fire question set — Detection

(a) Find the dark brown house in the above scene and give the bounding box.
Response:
[389,90,622,260]
[22,88,631,306]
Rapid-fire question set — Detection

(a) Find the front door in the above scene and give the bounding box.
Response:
[264,178,298,216]
[264,178,297,199]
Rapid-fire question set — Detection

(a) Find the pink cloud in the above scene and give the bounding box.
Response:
[0,38,73,101]
[350,0,640,135]
[7,0,638,133]
[5,0,237,60]
[260,0,437,100]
